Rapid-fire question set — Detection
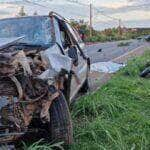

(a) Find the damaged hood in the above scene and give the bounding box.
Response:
[0,36,24,50]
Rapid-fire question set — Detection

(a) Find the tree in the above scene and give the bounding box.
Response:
[18,6,26,17]
[33,11,38,16]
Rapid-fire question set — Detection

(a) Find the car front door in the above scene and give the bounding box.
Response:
[65,23,88,101]
[56,19,88,102]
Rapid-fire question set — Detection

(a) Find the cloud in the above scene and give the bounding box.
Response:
[0,0,149,30]
[128,0,149,5]
[98,2,127,9]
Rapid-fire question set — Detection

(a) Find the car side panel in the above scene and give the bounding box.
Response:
[70,52,88,101]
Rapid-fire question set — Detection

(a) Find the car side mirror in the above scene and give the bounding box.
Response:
[68,46,78,66]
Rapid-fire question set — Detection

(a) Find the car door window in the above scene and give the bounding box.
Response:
[58,21,72,51]
[66,23,83,44]
[66,23,86,53]
[60,31,65,44]
[58,20,85,63]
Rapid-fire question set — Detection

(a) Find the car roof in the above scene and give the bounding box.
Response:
[0,15,49,22]
[0,12,69,23]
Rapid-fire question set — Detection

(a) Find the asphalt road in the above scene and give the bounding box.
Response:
[85,39,146,64]
[85,40,150,92]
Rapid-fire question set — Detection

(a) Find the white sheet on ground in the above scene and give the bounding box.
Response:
[91,61,125,73]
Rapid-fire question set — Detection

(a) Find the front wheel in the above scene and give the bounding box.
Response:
[19,91,73,147]
[49,92,73,145]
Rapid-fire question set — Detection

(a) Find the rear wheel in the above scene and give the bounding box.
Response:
[49,92,73,145]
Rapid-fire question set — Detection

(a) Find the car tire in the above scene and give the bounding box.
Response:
[18,91,73,146]
[49,91,73,145]
[140,67,150,77]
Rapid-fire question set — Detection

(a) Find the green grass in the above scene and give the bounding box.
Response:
[70,51,150,150]
[23,139,64,150]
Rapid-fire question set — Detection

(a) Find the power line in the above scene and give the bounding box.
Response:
[24,0,51,8]
[13,0,125,29]
[94,6,120,21]
[66,0,125,33]
[66,0,89,7]
[24,0,122,24]
[94,20,118,25]
[66,0,121,22]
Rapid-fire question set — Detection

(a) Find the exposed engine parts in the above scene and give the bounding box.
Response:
[0,48,65,142]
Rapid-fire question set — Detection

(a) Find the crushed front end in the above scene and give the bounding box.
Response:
[0,46,68,144]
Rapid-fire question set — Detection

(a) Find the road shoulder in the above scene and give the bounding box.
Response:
[90,43,150,91]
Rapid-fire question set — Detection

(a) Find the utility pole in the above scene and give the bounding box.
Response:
[118,19,122,36]
[90,3,93,37]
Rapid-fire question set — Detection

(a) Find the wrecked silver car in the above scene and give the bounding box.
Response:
[0,12,90,146]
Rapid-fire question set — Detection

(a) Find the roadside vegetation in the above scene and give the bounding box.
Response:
[71,20,150,43]
[70,51,150,150]
[118,41,131,47]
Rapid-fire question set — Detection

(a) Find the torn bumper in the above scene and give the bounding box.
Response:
[0,84,60,143]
